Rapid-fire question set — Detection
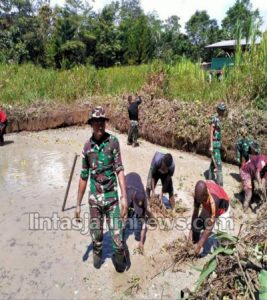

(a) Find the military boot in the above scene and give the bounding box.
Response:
[112,252,126,273]
[93,250,102,269]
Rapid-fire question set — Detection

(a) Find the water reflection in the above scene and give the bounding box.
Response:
[0,148,71,192]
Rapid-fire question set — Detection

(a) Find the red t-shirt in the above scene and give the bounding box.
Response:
[0,111,7,123]
[241,155,267,178]
[203,180,230,219]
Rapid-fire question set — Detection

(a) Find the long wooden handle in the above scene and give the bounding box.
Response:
[62,153,79,212]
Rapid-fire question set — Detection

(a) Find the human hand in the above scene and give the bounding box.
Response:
[188,230,193,241]
[159,192,164,207]
[138,243,144,255]
[193,243,202,256]
[75,206,81,222]
[133,244,144,255]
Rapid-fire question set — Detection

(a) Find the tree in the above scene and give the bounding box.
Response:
[93,2,121,67]
[221,0,262,39]
[185,10,220,61]
[160,15,183,62]
[123,14,154,64]
[0,0,45,63]
[46,0,95,68]
[120,0,142,20]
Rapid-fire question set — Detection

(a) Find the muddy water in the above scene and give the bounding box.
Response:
[0,126,241,299]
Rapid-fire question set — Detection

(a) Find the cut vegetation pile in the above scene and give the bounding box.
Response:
[164,217,267,299]
[149,195,189,218]
[149,196,175,219]
[4,95,267,164]
[164,237,196,270]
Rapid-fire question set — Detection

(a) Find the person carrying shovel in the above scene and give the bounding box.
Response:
[75,106,128,272]
[208,102,227,186]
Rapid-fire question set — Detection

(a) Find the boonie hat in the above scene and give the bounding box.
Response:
[217,102,226,111]
[88,106,109,124]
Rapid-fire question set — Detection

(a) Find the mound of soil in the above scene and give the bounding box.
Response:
[4,95,266,164]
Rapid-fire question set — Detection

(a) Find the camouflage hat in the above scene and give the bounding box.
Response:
[239,127,247,137]
[88,106,109,124]
[217,102,227,111]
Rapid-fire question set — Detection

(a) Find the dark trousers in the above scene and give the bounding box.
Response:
[0,121,7,144]
[146,169,174,198]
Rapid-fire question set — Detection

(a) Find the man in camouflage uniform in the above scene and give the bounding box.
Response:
[235,128,260,168]
[75,106,128,272]
[208,102,226,186]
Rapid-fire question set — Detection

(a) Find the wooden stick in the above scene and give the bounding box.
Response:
[62,153,79,212]
[236,251,256,300]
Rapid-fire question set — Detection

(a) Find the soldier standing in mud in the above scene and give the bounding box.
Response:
[235,128,260,168]
[0,105,8,146]
[208,102,226,186]
[75,106,128,272]
[127,94,142,147]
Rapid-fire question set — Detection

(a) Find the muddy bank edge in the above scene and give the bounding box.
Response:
[5,97,267,164]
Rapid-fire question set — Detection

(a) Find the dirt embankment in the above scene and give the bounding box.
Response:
[5,96,266,164]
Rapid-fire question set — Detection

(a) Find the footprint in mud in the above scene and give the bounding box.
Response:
[26,241,34,248]
[28,280,38,287]
[40,260,52,271]
[8,238,16,247]
[31,268,41,277]
[0,268,9,280]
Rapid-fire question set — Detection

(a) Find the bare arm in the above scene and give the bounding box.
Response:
[139,222,147,248]
[256,169,261,185]
[77,178,87,206]
[117,170,128,220]
[209,124,214,151]
[151,177,156,196]
[195,224,214,255]
[191,207,200,235]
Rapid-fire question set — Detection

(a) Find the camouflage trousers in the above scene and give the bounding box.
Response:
[127,120,139,144]
[89,198,124,255]
[209,147,223,186]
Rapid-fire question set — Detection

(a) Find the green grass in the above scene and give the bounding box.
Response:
[0,64,150,105]
[0,33,266,108]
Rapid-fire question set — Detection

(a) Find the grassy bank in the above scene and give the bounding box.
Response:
[0,64,151,105]
[0,33,266,109]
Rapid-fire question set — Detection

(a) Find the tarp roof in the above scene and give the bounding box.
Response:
[205,37,262,49]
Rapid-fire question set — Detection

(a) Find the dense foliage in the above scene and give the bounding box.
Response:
[1,29,266,109]
[0,0,263,68]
